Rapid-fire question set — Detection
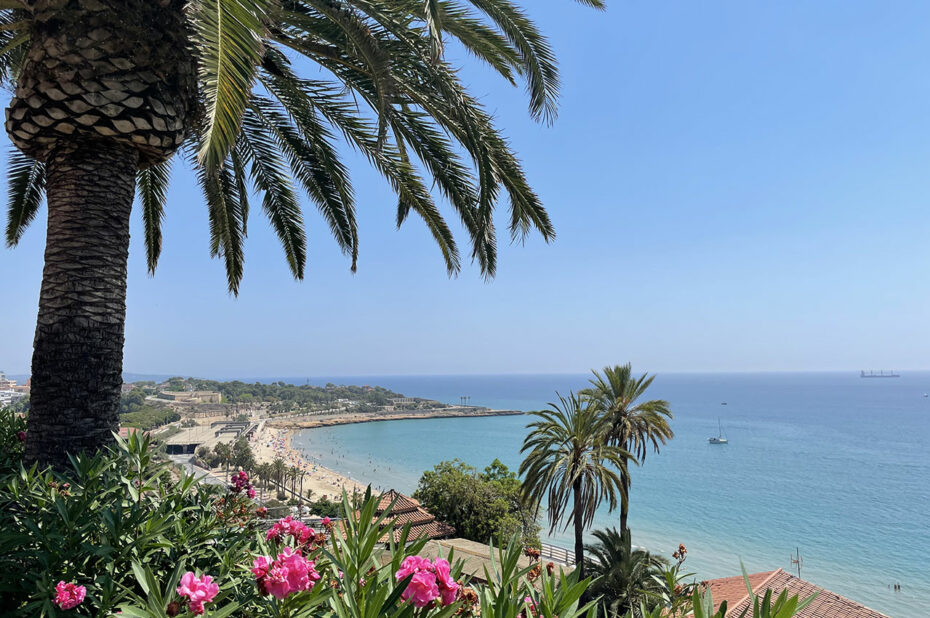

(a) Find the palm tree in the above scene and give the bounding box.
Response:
[1,0,603,468]
[272,456,286,496]
[583,527,668,618]
[581,364,673,536]
[520,393,632,576]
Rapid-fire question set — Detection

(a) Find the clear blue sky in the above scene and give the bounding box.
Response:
[3,1,930,377]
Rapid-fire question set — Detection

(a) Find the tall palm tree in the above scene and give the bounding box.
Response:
[581,364,673,536]
[1,0,603,468]
[583,527,668,618]
[520,393,632,576]
[272,456,286,495]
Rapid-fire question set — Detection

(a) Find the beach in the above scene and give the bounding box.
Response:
[251,423,367,499]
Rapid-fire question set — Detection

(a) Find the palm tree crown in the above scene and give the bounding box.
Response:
[580,364,673,534]
[520,392,632,574]
[583,527,668,618]
[0,0,603,466]
[3,0,603,291]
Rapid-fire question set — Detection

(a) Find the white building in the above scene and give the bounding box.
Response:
[0,372,16,390]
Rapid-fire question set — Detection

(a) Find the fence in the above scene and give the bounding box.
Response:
[540,542,575,565]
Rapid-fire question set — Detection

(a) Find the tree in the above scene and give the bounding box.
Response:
[271,457,286,497]
[414,459,540,547]
[232,437,254,471]
[520,393,632,576]
[580,364,673,536]
[2,0,603,468]
[583,527,668,618]
[213,441,231,481]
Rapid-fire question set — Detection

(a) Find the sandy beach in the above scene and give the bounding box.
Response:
[251,423,366,500]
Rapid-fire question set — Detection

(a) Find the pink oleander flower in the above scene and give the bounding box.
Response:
[253,548,320,600]
[433,558,459,606]
[396,556,442,608]
[176,572,219,616]
[17,430,26,442]
[248,486,256,499]
[321,516,331,526]
[53,581,86,610]
[265,564,292,600]
[406,571,440,608]
[520,596,538,618]
[252,556,271,579]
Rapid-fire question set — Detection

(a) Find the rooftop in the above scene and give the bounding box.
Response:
[702,569,890,618]
[369,489,455,543]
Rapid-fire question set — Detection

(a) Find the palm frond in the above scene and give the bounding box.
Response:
[5,149,44,247]
[238,107,308,279]
[192,0,270,169]
[136,159,172,275]
[197,160,247,294]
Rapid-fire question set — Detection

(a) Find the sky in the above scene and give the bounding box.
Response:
[3,1,930,378]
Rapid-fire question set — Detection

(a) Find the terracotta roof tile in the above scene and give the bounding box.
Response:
[703,569,890,618]
[359,489,455,542]
[377,490,421,514]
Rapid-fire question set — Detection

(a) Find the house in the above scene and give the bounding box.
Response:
[701,569,890,618]
[368,490,455,543]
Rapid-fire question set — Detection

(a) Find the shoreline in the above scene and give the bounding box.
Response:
[251,409,522,500]
[267,408,523,431]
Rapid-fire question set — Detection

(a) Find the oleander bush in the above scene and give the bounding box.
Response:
[0,408,598,618]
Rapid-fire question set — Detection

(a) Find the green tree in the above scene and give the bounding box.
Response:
[272,457,286,497]
[414,458,539,547]
[520,393,632,576]
[583,527,668,618]
[3,0,601,469]
[231,437,254,471]
[213,441,232,481]
[580,364,673,536]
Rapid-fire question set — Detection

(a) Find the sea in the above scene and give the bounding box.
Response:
[285,372,929,618]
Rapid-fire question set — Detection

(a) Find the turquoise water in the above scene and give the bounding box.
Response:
[290,372,930,617]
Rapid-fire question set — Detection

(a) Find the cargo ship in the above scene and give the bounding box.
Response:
[860,370,900,378]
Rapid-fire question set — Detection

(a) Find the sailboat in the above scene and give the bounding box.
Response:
[709,418,728,444]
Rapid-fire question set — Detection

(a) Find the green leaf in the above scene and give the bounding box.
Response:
[136,159,172,275]
[192,0,269,169]
[5,149,45,247]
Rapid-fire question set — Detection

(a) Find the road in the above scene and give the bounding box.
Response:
[168,454,226,487]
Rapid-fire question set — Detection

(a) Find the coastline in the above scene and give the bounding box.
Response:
[251,409,523,499]
[267,407,524,431]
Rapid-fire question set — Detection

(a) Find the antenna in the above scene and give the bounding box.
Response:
[790,547,803,578]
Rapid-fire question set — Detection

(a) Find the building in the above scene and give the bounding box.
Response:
[160,391,223,404]
[0,372,17,390]
[367,490,455,543]
[702,569,890,618]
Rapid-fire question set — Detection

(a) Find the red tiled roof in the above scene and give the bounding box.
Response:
[369,489,455,542]
[703,571,778,613]
[703,569,890,618]
[377,490,421,514]
[387,521,456,543]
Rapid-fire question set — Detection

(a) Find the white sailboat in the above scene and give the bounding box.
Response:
[709,418,728,444]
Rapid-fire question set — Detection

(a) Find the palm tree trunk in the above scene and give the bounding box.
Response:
[620,476,630,536]
[573,478,585,578]
[24,142,139,469]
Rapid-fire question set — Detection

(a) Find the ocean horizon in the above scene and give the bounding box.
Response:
[277,371,930,618]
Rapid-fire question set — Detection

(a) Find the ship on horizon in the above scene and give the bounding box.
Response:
[860,370,900,378]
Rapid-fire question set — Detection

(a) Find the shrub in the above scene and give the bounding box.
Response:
[0,413,599,618]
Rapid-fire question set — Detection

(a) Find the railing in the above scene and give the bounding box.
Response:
[540,542,575,565]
